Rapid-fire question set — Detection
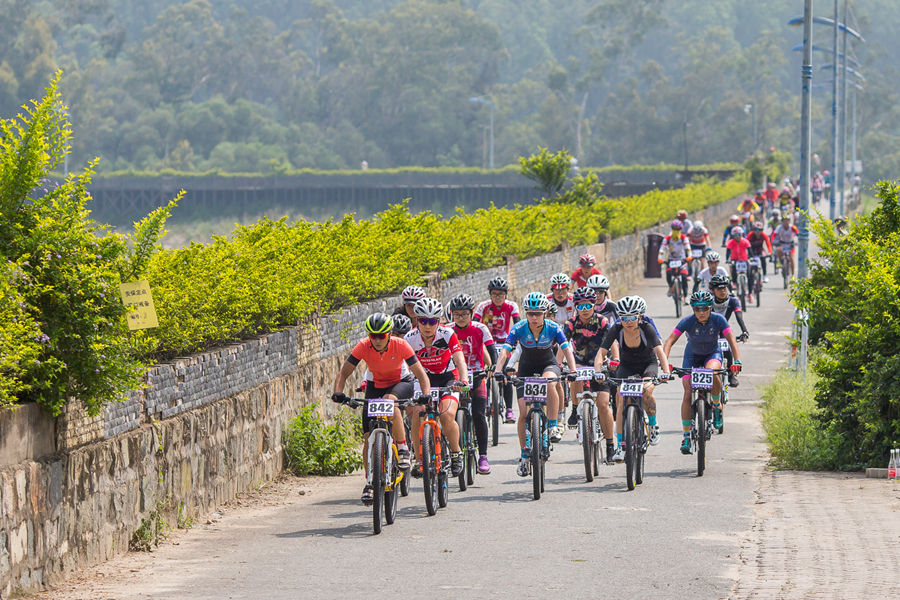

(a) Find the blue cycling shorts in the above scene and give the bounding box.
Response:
[681,346,724,378]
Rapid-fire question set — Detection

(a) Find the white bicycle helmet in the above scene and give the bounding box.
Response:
[586,274,610,291]
[413,297,444,318]
[401,285,426,303]
[549,273,571,289]
[616,296,647,316]
[705,250,720,262]
[693,220,704,230]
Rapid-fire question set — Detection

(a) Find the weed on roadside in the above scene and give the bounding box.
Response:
[283,403,363,476]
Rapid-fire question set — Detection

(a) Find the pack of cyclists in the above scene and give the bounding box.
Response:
[332,204,769,505]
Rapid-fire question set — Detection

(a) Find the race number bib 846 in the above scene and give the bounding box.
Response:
[691,369,715,389]
[523,378,548,403]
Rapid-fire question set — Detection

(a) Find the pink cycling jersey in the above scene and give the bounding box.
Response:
[453,322,494,370]
[473,299,520,344]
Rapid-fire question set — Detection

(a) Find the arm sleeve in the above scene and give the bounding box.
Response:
[486,342,498,365]
[347,354,361,366]
[763,233,772,253]
[404,355,420,366]
[734,308,748,334]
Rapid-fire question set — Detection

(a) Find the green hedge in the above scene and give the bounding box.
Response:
[134,176,747,360]
[54,162,738,180]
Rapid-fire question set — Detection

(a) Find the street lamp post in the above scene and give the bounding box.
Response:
[469,98,495,169]
[839,0,849,216]
[829,0,839,221]
[798,0,814,282]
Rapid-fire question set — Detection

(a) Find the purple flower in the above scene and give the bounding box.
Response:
[56,254,61,259]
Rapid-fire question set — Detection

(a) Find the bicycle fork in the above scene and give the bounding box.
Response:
[365,426,394,486]
[576,392,601,444]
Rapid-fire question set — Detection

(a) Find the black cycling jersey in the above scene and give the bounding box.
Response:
[601,321,661,365]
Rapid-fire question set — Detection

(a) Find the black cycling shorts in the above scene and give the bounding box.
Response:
[515,359,561,399]
[362,378,414,434]
[615,360,658,381]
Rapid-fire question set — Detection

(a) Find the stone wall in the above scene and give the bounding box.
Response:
[0,193,742,597]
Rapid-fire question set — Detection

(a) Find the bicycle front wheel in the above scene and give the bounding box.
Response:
[579,401,594,482]
[372,431,386,534]
[437,435,449,508]
[531,411,543,500]
[421,424,437,516]
[456,410,468,492]
[400,416,412,497]
[385,445,398,526]
[625,405,638,491]
[696,398,707,477]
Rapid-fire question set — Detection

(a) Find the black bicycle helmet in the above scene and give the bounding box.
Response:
[572,286,597,304]
[392,315,412,336]
[487,277,509,292]
[709,274,731,289]
[448,293,475,312]
[364,313,394,335]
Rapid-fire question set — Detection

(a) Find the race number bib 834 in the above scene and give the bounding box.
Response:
[620,381,643,397]
[691,368,715,389]
[367,399,395,418]
[523,378,548,403]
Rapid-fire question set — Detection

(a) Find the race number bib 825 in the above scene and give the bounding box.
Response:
[367,399,395,418]
[523,378,548,403]
[691,369,715,389]
[620,381,643,397]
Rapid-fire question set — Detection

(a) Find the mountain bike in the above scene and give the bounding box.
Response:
[690,247,705,294]
[732,260,749,311]
[498,374,568,500]
[714,334,746,435]
[334,395,411,535]
[602,374,663,490]
[572,367,603,482]
[672,366,728,477]
[456,369,488,491]
[748,255,763,307]
[413,386,457,516]
[667,261,686,318]
[780,242,794,289]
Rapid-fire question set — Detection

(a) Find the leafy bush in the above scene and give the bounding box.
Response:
[760,369,838,470]
[792,180,900,469]
[283,404,363,477]
[0,262,43,407]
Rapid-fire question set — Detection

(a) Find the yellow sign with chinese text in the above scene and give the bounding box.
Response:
[119,280,159,330]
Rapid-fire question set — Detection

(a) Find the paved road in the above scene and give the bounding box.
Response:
[52,260,800,600]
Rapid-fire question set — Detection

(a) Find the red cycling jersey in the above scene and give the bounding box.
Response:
[570,267,602,290]
[473,299,520,344]
[726,237,752,262]
[348,337,417,388]
[404,326,463,374]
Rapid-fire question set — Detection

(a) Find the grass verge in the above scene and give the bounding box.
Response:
[759,369,837,470]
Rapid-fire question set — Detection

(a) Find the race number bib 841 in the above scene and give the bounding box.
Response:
[523,378,548,403]
[620,381,643,397]
[367,399,395,418]
[691,368,715,389]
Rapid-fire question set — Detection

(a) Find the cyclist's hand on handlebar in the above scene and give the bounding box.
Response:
[658,373,671,382]
[331,392,350,404]
[566,372,578,382]
[608,359,620,371]
[657,258,664,264]
[485,364,496,374]
[594,371,607,382]
[730,360,743,373]
[738,332,749,342]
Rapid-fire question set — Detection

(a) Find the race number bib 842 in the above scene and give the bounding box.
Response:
[523,378,548,403]
[367,399,395,418]
[620,381,643,397]
[691,368,715,389]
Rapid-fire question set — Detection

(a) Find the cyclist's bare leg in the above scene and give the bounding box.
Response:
[406,405,422,459]
[706,359,723,397]
[569,380,584,409]
[597,391,614,438]
[616,392,625,436]
[516,396,528,448]
[681,376,693,421]
[362,431,370,477]
[438,397,460,451]
[643,384,657,417]
[545,369,560,422]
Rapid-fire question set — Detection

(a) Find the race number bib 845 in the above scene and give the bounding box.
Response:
[691,368,715,389]
[523,378,548,403]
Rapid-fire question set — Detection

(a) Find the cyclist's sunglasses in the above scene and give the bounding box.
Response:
[525,311,544,318]
[575,303,594,311]
[620,315,639,322]
[550,284,568,290]
[692,305,712,312]
[368,332,389,340]
[418,317,439,326]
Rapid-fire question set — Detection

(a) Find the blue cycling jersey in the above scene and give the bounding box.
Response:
[674,312,732,356]
[503,319,570,353]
